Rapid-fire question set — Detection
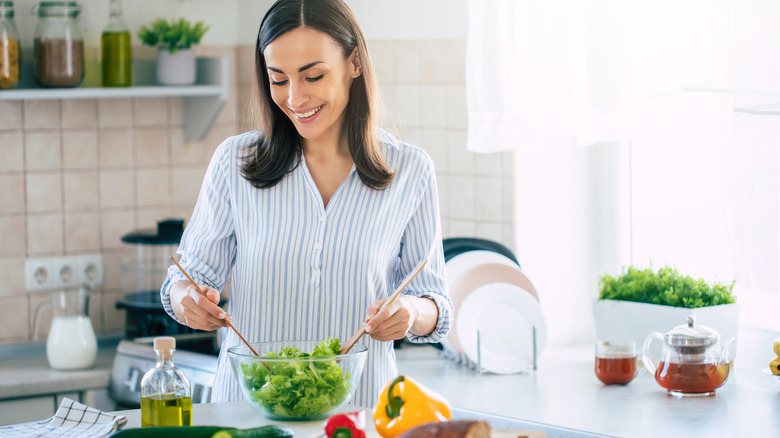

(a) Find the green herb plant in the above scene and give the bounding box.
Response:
[239,338,351,419]
[598,265,736,308]
[138,18,210,54]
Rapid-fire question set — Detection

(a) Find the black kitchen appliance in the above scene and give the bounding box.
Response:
[116,219,219,355]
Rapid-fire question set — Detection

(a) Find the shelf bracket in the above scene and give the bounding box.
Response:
[183,57,230,141]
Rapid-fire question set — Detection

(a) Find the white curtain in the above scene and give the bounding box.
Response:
[468,0,780,335]
[466,0,749,153]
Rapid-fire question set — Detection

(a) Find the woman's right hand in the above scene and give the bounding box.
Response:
[169,280,229,331]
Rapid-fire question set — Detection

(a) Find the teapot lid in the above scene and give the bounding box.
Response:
[665,315,719,347]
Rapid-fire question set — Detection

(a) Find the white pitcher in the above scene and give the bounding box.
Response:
[33,285,97,370]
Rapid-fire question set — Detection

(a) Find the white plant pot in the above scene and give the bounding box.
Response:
[592,298,740,360]
[157,49,196,85]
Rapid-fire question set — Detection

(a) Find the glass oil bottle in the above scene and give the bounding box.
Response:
[140,336,193,427]
[101,0,131,86]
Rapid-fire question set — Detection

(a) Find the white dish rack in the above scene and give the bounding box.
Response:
[438,325,540,374]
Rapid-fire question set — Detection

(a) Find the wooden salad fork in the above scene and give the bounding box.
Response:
[169,256,264,361]
[340,258,429,355]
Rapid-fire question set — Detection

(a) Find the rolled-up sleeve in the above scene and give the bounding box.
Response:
[399,166,453,344]
[160,140,237,324]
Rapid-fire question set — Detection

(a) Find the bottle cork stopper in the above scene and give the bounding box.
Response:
[153,336,176,351]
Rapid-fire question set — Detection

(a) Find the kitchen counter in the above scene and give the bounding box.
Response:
[0,338,119,399]
[112,401,599,437]
[3,340,780,437]
[394,344,780,438]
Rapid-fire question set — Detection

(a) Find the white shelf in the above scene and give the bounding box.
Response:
[0,57,229,141]
[0,84,222,100]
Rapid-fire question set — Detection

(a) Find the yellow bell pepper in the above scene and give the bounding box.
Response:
[770,357,780,375]
[373,375,452,438]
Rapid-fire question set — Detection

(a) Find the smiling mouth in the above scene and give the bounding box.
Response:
[292,105,324,119]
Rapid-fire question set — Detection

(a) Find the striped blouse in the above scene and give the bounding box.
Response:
[160,129,453,407]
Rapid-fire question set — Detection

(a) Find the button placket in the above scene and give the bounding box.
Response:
[311,214,327,289]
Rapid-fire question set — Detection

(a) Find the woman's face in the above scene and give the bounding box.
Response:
[263,27,361,146]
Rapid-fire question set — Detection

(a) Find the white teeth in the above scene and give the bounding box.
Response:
[294,105,322,118]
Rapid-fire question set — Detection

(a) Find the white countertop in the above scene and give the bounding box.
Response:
[0,340,117,399]
[113,401,368,437]
[394,344,780,438]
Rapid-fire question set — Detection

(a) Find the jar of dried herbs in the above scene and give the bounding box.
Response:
[0,1,20,89]
[34,1,84,87]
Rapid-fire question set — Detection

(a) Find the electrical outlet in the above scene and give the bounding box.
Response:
[78,254,104,287]
[25,258,54,291]
[26,254,105,291]
[51,256,80,289]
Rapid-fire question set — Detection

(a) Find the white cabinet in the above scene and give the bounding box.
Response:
[0,395,55,426]
[0,389,117,427]
[82,388,117,412]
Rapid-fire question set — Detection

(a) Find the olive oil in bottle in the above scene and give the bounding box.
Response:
[140,337,193,427]
[100,0,131,86]
[140,393,192,427]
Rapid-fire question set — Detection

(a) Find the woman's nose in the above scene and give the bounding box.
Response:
[287,82,308,108]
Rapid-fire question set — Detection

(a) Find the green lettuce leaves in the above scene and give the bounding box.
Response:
[239,338,351,418]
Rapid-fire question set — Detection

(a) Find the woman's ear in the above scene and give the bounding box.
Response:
[349,48,362,78]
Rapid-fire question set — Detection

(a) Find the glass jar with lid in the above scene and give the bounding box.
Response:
[0,1,20,89]
[34,1,84,87]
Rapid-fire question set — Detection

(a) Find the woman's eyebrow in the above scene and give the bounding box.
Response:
[267,61,325,74]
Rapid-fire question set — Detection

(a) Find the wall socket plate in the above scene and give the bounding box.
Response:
[25,254,104,291]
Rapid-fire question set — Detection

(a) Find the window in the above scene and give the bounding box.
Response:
[467,0,780,338]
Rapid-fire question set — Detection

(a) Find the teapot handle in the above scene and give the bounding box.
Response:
[720,336,735,364]
[642,331,664,376]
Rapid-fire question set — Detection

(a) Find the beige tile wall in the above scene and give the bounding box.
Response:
[0,39,514,346]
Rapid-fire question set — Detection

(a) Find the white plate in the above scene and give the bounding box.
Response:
[445,250,519,286]
[442,251,520,355]
[445,263,538,356]
[457,282,547,374]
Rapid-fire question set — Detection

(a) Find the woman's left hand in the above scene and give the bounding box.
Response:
[364,296,438,341]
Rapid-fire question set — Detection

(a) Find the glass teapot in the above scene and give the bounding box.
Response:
[642,315,733,396]
[33,285,97,370]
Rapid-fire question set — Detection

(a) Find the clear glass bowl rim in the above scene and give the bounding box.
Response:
[226,341,368,361]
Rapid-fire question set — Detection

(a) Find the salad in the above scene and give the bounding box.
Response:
[238,338,352,418]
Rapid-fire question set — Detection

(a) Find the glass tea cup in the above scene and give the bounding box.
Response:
[595,341,642,385]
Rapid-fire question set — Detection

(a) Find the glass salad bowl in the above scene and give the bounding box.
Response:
[227,339,367,421]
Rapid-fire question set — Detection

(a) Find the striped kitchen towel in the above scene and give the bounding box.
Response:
[0,397,127,438]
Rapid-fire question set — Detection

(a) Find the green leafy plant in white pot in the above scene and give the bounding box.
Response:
[138,18,210,85]
[592,266,739,359]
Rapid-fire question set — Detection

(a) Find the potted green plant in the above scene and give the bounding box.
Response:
[138,18,210,85]
[592,265,740,358]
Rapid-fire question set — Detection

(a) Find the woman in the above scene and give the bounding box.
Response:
[161,0,452,407]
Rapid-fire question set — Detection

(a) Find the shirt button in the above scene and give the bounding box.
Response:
[319,216,326,223]
[313,270,320,277]
[314,243,322,250]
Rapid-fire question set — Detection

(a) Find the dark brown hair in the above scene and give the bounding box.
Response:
[241,0,393,189]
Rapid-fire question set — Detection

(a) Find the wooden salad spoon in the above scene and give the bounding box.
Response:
[340,258,429,355]
[169,256,266,364]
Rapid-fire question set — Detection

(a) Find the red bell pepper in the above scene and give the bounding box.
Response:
[324,411,367,438]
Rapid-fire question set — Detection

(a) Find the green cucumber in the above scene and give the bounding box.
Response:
[108,425,294,438]
[109,425,235,438]
[212,425,294,438]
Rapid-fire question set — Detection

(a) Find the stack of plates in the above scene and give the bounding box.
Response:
[444,250,547,374]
